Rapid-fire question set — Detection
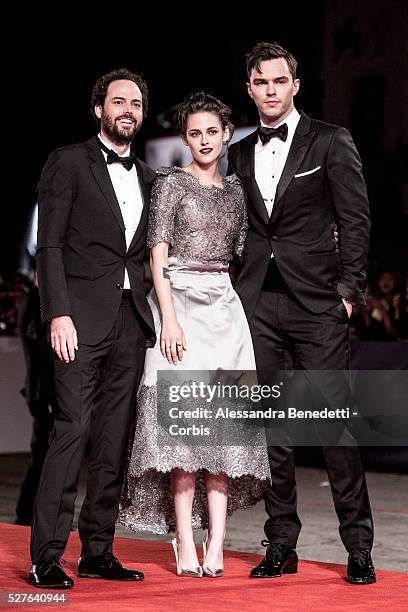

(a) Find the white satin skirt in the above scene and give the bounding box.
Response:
[142,257,257,385]
[119,258,271,534]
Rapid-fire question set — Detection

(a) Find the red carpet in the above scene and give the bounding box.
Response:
[0,523,406,611]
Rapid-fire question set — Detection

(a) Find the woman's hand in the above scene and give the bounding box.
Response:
[150,242,187,364]
[160,315,187,365]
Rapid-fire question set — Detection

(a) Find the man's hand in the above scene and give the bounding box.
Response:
[342,298,353,318]
[50,316,78,363]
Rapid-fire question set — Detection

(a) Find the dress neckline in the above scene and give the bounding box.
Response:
[179,167,226,191]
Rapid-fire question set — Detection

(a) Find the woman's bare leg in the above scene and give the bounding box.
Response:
[204,471,228,569]
[172,468,200,569]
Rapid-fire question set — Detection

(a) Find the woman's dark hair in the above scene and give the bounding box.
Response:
[246,42,298,81]
[90,68,149,123]
[176,91,234,140]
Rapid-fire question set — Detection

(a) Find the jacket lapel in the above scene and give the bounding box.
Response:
[87,137,126,235]
[127,159,150,252]
[270,112,315,222]
[240,130,270,225]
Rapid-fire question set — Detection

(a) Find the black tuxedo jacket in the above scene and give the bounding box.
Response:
[228,112,370,318]
[36,136,156,346]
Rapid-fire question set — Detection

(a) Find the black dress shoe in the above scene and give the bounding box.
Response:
[77,552,144,581]
[250,541,298,578]
[29,557,74,589]
[346,548,376,584]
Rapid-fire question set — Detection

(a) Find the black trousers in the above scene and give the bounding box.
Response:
[249,270,373,552]
[30,295,146,564]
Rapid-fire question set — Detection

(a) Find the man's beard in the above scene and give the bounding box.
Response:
[101,111,140,145]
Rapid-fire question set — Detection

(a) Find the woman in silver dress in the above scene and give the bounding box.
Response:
[119,92,270,577]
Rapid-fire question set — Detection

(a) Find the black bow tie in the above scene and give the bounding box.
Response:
[258,123,288,145]
[97,138,136,171]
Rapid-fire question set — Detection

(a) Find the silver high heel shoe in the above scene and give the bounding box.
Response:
[202,533,224,577]
[171,537,203,577]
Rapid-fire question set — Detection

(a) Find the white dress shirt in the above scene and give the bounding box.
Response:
[99,134,144,289]
[254,107,301,218]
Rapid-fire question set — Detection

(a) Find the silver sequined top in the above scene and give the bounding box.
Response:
[147,167,247,264]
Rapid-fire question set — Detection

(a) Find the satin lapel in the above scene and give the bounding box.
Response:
[240,131,270,225]
[127,159,150,252]
[87,138,126,234]
[270,114,314,223]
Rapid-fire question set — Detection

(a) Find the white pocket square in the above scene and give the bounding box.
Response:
[294,166,321,178]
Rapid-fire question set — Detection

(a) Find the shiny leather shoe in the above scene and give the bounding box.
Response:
[250,541,298,578]
[346,548,376,584]
[29,556,74,588]
[77,552,144,581]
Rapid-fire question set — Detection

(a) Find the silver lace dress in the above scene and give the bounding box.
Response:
[118,167,270,534]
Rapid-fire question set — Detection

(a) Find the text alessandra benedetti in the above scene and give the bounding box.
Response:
[213,407,350,420]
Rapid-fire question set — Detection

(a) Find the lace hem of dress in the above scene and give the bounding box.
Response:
[119,469,269,535]
[118,383,270,534]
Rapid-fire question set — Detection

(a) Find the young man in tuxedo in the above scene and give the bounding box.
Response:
[29,69,156,588]
[228,42,375,584]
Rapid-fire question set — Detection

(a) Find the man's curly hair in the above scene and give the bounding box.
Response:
[90,68,148,124]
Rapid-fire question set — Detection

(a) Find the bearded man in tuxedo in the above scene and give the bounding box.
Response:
[29,68,155,588]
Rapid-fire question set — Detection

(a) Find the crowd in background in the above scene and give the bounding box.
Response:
[350,262,408,342]
[0,272,32,336]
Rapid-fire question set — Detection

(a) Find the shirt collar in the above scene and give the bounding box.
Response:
[98,133,131,158]
[260,107,300,138]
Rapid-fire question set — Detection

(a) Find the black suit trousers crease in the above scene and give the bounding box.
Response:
[249,290,374,551]
[30,298,146,564]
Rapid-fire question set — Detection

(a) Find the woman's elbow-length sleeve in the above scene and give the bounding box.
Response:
[147,175,179,248]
